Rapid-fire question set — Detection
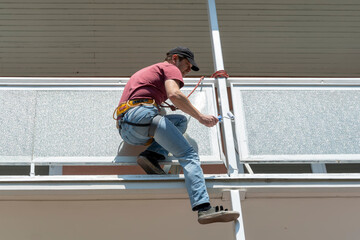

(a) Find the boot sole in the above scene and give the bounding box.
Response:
[137,156,166,175]
[198,211,240,224]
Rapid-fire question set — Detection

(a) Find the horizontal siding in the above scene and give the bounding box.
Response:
[0,0,213,77]
[217,0,360,77]
[2,0,359,77]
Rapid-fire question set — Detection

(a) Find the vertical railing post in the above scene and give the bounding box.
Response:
[207,0,243,175]
[231,190,246,240]
[207,2,246,239]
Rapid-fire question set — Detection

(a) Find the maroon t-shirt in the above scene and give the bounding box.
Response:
[119,62,184,105]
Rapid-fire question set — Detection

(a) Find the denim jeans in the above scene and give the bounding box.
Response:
[119,105,210,209]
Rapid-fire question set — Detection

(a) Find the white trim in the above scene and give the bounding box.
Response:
[30,162,35,177]
[0,156,32,165]
[0,82,223,169]
[228,77,360,85]
[231,84,249,161]
[231,83,360,163]
[1,173,360,182]
[207,0,241,175]
[231,190,246,240]
[0,77,216,85]
[0,174,360,200]
[0,80,216,90]
[231,86,360,91]
[238,154,360,163]
[32,155,224,166]
[207,0,224,71]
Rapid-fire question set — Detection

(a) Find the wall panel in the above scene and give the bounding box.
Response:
[0,0,212,77]
[217,0,360,76]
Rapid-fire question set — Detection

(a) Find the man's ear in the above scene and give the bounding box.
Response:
[172,54,178,63]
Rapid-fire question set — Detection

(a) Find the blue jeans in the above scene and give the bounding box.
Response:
[119,105,210,209]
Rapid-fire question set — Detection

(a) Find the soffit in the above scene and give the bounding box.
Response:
[0,0,213,77]
[216,0,360,77]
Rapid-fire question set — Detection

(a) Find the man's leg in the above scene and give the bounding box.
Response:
[121,111,240,223]
[151,116,210,208]
[151,116,240,224]
[146,114,188,156]
[137,114,188,174]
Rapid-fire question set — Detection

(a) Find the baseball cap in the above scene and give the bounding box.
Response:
[167,46,199,71]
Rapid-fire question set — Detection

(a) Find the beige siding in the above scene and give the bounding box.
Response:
[0,0,213,77]
[217,0,360,76]
[2,0,360,77]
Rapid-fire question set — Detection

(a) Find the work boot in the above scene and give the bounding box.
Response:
[137,150,166,175]
[198,205,239,224]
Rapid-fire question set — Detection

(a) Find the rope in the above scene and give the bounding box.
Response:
[162,70,229,111]
[211,70,229,78]
[186,76,205,98]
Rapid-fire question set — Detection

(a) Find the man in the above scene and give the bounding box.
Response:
[117,46,239,224]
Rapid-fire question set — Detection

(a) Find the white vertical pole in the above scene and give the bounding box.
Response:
[207,0,224,71]
[207,0,243,175]
[30,162,35,177]
[231,190,246,240]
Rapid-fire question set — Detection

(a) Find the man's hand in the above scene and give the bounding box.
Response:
[198,114,218,127]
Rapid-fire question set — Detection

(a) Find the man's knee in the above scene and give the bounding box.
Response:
[176,114,188,134]
[175,146,199,162]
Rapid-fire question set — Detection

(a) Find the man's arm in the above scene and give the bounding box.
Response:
[165,79,218,127]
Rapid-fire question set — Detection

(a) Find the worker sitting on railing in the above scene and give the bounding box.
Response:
[116,46,239,224]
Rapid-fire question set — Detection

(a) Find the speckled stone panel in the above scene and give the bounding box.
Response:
[0,90,36,157]
[32,87,216,158]
[241,90,360,155]
[33,90,123,157]
[166,89,215,156]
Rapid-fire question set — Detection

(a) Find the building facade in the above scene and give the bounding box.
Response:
[1,1,360,239]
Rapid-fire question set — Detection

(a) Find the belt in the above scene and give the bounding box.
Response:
[113,98,157,121]
[113,98,159,146]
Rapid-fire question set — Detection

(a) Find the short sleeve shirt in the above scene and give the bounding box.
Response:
[119,62,184,105]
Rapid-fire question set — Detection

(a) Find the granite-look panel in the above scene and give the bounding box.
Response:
[0,90,36,157]
[33,90,123,157]
[241,90,360,155]
[33,87,216,158]
[166,88,215,156]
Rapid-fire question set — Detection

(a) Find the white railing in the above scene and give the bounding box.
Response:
[0,77,223,176]
[229,78,360,169]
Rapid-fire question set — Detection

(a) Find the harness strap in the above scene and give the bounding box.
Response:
[119,120,152,127]
[113,99,156,121]
[148,115,162,137]
[119,114,161,147]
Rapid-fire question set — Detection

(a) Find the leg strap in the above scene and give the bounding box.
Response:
[119,120,151,127]
[148,115,162,137]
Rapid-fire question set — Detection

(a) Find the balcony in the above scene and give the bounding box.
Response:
[1,0,360,239]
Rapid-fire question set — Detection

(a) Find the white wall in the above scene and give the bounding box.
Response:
[0,198,234,240]
[242,197,360,240]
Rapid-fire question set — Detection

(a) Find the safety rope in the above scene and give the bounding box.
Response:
[211,70,229,79]
[161,70,229,111]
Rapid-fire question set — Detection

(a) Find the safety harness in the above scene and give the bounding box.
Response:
[113,70,229,146]
[113,99,158,127]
